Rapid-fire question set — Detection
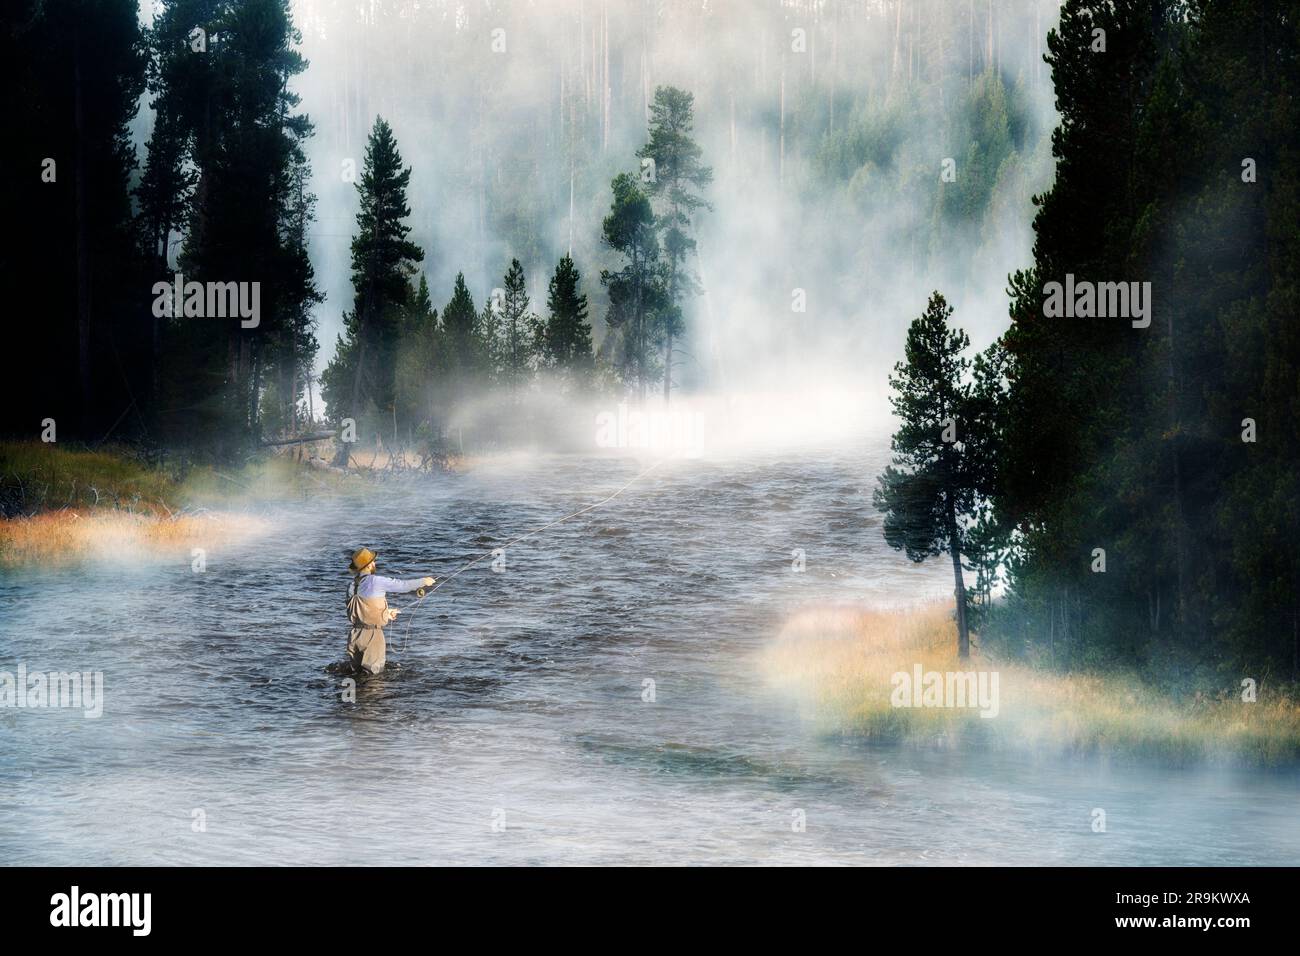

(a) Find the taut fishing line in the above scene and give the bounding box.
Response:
[396,458,666,653]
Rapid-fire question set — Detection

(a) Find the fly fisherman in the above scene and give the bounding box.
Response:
[346,548,434,675]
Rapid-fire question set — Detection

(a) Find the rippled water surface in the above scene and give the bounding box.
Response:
[3,447,1297,865]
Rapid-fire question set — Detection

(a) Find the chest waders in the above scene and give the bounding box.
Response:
[346,574,392,674]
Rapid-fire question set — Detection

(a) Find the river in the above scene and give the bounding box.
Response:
[2,446,1297,865]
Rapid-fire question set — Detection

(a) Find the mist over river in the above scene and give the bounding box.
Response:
[2,445,1297,865]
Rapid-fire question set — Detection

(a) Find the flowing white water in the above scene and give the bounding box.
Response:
[2,446,1297,865]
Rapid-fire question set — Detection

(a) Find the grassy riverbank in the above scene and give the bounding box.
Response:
[760,603,1300,766]
[0,440,355,568]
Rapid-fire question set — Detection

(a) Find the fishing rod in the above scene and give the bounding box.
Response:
[395,458,666,652]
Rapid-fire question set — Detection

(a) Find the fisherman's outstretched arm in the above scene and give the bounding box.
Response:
[371,575,429,594]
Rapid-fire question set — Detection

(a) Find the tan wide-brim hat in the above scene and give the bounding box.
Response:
[349,547,377,572]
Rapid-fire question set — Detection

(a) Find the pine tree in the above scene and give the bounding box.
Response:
[268,160,322,436]
[394,274,442,441]
[874,292,996,659]
[600,173,666,399]
[540,255,594,388]
[440,272,483,405]
[637,86,712,400]
[132,0,320,456]
[479,298,502,384]
[322,117,422,458]
[496,259,534,397]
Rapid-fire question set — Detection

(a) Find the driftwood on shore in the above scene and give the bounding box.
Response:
[260,430,458,477]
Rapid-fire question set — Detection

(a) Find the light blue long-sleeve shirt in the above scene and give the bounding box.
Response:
[349,573,426,600]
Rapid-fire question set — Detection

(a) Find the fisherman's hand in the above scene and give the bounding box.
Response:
[422,576,435,587]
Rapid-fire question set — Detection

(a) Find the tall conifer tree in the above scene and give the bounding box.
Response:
[322,117,422,457]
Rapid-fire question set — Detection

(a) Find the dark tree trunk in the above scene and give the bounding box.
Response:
[248,337,262,439]
[948,501,970,659]
[663,332,672,401]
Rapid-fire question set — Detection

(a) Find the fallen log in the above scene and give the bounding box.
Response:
[261,432,336,447]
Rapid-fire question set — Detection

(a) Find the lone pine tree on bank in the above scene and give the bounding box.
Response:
[874,291,1001,659]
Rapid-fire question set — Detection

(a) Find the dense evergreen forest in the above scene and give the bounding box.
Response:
[3,0,1297,675]
[875,0,1300,677]
[5,0,320,459]
[4,0,1057,453]
[1000,0,1300,678]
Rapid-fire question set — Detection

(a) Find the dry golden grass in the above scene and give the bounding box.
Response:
[0,509,268,568]
[0,439,454,569]
[760,602,1300,765]
[0,440,372,571]
[340,448,420,471]
[0,441,285,568]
